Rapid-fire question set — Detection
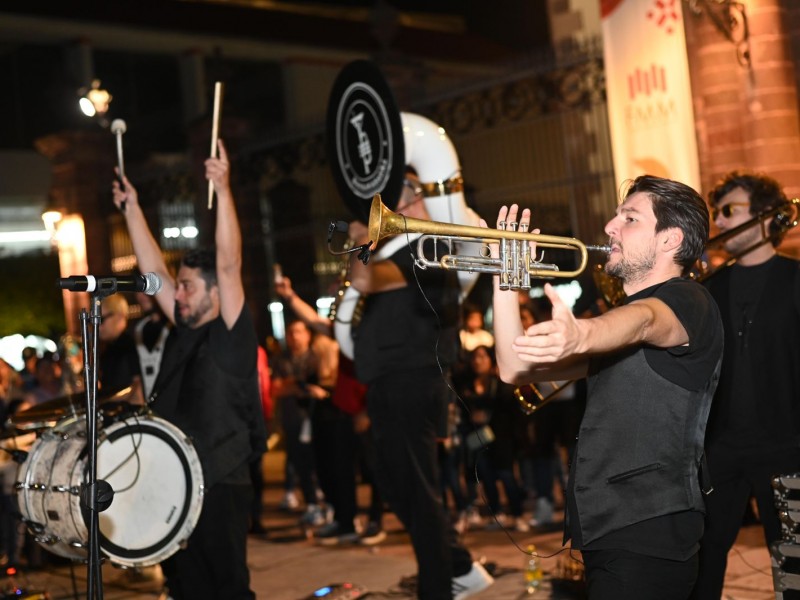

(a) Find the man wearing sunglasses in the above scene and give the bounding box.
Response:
[692,171,800,599]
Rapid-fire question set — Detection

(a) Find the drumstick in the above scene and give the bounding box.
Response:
[208,81,224,210]
[111,119,127,211]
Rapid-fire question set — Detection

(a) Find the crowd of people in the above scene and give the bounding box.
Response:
[1,158,798,599]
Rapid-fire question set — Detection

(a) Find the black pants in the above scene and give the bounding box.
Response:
[357,424,385,525]
[367,369,472,600]
[281,397,317,504]
[162,483,255,600]
[691,444,799,599]
[583,548,698,600]
[313,401,358,530]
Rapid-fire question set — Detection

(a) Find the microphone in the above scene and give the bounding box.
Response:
[111,118,127,212]
[58,272,162,296]
[326,220,373,262]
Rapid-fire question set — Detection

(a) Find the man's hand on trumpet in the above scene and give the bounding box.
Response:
[478,203,536,260]
[483,204,587,375]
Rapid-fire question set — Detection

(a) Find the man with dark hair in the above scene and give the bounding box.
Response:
[492,175,724,598]
[112,140,265,600]
[691,172,800,598]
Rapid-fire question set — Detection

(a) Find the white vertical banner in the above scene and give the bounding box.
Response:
[601,0,700,191]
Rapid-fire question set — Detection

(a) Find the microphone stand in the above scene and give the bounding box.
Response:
[79,292,115,600]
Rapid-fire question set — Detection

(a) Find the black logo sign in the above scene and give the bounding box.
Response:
[335,82,394,198]
[327,61,404,220]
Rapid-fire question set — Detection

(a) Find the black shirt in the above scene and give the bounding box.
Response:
[354,240,460,383]
[152,306,263,486]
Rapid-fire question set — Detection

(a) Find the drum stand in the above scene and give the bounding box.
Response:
[78,292,116,600]
[771,474,800,598]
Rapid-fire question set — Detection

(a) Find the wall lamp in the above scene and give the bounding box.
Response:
[685,0,750,68]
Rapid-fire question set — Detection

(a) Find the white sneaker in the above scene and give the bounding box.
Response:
[452,562,494,600]
[279,491,299,511]
[300,503,328,526]
[466,506,483,527]
[514,516,530,533]
[531,497,554,527]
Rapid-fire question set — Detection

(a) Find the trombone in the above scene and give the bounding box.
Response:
[366,194,610,290]
[515,380,576,415]
[697,197,799,282]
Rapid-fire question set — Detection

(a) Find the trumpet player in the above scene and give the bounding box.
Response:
[491,175,723,599]
[692,172,800,599]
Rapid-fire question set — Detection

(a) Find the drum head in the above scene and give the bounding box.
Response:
[326,60,405,222]
[92,416,204,568]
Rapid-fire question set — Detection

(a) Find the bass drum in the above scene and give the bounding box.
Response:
[15,413,204,568]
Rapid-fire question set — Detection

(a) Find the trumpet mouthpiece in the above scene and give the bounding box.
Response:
[586,245,611,253]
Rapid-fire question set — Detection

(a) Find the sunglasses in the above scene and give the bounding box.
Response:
[403,178,424,197]
[711,202,750,220]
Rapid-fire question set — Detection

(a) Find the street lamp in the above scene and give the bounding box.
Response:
[78,79,112,118]
[41,207,63,244]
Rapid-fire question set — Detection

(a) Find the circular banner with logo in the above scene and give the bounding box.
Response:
[326,60,405,222]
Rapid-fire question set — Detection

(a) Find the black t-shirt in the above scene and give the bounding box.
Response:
[572,277,723,560]
[156,307,256,409]
[715,261,772,445]
[354,241,460,383]
[153,306,261,485]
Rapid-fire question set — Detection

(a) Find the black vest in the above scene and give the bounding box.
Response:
[571,347,720,545]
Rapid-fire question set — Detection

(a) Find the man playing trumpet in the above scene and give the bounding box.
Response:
[491,175,724,599]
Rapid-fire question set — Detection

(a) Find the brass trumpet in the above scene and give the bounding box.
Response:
[366,195,610,290]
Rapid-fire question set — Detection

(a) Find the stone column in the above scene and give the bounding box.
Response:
[684,0,800,251]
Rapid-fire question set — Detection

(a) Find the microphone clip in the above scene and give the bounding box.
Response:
[326,220,373,264]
